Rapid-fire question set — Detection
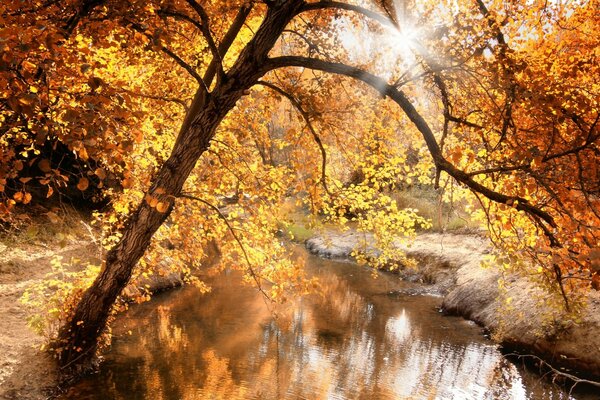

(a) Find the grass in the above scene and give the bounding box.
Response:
[389,186,481,233]
[279,222,315,243]
[275,199,317,243]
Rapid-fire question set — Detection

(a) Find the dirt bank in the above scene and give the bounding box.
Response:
[443,257,600,381]
[0,238,186,400]
[306,230,600,381]
[0,239,100,400]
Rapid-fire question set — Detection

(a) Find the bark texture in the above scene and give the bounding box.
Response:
[57,0,304,371]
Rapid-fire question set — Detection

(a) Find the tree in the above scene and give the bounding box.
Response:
[2,0,598,371]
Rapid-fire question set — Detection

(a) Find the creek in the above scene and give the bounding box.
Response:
[61,247,596,399]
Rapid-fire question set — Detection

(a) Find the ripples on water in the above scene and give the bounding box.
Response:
[62,250,596,399]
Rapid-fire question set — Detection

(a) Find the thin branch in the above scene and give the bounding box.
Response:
[157,8,204,32]
[205,3,253,86]
[183,0,225,82]
[543,132,600,163]
[178,193,273,301]
[116,87,189,112]
[256,80,331,195]
[505,352,600,394]
[475,0,507,46]
[128,21,207,91]
[62,0,105,36]
[159,45,206,88]
[282,29,326,57]
[300,1,396,29]
[177,3,253,136]
[263,56,557,234]
[467,163,530,176]
[4,0,60,17]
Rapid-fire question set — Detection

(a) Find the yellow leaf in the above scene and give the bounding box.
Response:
[78,147,89,161]
[95,168,106,180]
[22,60,37,71]
[46,211,60,223]
[133,129,144,144]
[17,94,36,106]
[145,195,158,207]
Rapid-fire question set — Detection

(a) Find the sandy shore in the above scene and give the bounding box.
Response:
[0,239,101,400]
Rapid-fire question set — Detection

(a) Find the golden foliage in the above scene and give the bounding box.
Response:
[2,0,598,357]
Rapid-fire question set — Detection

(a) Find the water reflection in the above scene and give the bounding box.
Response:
[63,250,593,400]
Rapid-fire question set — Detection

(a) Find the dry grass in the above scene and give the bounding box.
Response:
[391,187,481,233]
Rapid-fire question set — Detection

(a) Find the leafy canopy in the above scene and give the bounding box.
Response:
[2,0,599,336]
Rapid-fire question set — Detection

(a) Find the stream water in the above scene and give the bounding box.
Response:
[62,248,596,399]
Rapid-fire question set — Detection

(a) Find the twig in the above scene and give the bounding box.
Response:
[505,352,600,395]
[178,193,273,301]
[256,80,331,195]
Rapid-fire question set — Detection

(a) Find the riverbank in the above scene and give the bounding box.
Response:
[0,231,187,400]
[306,230,600,382]
[3,224,599,398]
[0,238,98,400]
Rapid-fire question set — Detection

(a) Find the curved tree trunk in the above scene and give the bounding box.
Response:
[57,0,304,372]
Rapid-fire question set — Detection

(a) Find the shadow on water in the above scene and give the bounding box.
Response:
[61,248,598,400]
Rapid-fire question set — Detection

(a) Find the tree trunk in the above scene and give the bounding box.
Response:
[56,95,224,372]
[57,0,304,372]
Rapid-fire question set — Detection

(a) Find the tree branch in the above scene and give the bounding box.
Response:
[505,352,600,394]
[62,0,105,36]
[117,87,189,112]
[282,29,325,57]
[206,3,252,86]
[467,163,530,177]
[183,0,225,83]
[256,80,331,195]
[178,193,273,301]
[300,1,396,29]
[129,21,208,92]
[157,8,204,32]
[177,3,253,137]
[475,0,507,46]
[263,56,557,232]
[160,46,205,86]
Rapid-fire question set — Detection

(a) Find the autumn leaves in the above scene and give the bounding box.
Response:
[144,188,170,213]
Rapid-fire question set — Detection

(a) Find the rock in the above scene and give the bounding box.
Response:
[305,233,360,259]
[121,272,183,300]
[306,231,488,295]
